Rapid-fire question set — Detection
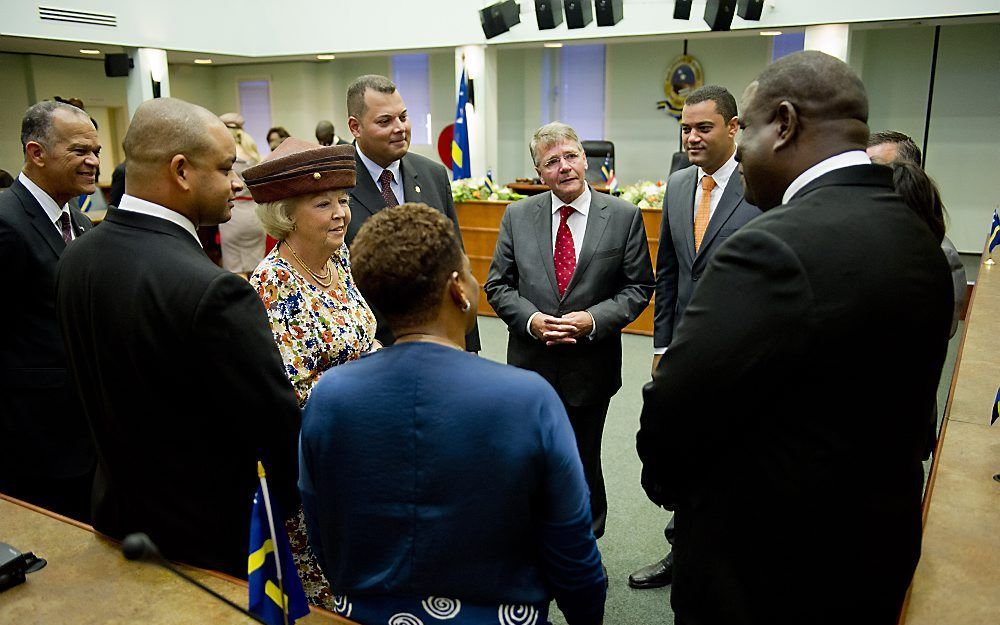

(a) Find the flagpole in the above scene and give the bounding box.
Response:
[258,461,290,625]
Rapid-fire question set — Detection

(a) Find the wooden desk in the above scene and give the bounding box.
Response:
[456,199,659,336]
[0,494,351,624]
[898,254,1000,624]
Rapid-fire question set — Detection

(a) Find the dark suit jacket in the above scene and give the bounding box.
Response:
[654,164,760,348]
[485,189,654,406]
[0,179,95,492]
[109,162,126,208]
[637,165,953,625]
[55,208,301,578]
[347,150,481,351]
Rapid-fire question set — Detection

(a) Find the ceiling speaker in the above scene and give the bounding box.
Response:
[535,0,564,30]
[564,0,593,29]
[704,0,737,31]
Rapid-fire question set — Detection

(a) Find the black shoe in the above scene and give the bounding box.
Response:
[627,553,673,589]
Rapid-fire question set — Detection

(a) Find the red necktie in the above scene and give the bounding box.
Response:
[378,169,399,208]
[59,211,73,244]
[554,205,577,297]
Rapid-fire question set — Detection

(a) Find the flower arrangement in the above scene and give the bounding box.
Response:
[618,180,667,209]
[451,177,526,203]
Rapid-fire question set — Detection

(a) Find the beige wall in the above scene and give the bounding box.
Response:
[2,23,996,251]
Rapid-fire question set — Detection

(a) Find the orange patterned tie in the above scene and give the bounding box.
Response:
[693,174,716,253]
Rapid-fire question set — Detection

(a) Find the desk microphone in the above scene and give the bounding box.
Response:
[121,533,268,624]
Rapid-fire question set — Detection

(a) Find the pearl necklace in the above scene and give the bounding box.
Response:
[283,240,334,288]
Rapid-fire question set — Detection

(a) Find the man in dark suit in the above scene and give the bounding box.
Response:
[630,85,761,589]
[486,122,654,539]
[345,74,480,351]
[0,101,99,522]
[315,119,350,146]
[637,51,953,625]
[55,97,300,578]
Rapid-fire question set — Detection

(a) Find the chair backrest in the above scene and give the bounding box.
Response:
[582,140,615,184]
[669,150,691,175]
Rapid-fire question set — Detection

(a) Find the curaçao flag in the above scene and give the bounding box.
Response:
[988,208,1000,254]
[248,461,309,625]
[452,68,471,181]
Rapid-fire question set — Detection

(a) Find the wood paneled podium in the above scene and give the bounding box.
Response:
[0,494,352,624]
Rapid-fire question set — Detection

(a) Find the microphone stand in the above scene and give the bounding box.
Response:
[121,533,269,624]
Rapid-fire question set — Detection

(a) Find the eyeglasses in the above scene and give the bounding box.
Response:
[540,151,582,171]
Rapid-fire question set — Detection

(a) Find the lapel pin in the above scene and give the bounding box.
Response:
[414,185,421,194]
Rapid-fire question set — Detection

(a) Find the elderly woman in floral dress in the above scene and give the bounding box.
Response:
[243,139,377,609]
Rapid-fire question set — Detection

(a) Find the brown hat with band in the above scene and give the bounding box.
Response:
[242,139,356,203]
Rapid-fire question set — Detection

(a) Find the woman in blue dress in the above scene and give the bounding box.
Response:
[299,203,606,625]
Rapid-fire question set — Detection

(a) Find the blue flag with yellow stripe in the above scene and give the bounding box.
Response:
[991,386,999,426]
[988,209,1000,254]
[248,480,309,624]
[452,68,471,181]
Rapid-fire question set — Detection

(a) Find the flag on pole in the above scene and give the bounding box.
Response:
[988,208,1000,254]
[248,461,309,625]
[452,68,471,181]
[991,386,999,426]
[484,169,497,195]
[601,154,618,193]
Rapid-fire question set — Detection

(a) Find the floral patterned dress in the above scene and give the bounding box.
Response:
[250,241,376,610]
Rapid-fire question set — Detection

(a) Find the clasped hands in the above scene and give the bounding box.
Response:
[530,311,594,346]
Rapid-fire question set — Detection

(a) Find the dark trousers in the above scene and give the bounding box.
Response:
[0,467,94,524]
[563,398,611,539]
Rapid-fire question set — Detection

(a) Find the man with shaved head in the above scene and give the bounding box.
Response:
[55,97,301,577]
[315,119,348,146]
[637,51,953,624]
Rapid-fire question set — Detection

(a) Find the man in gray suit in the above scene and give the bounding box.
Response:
[629,85,760,589]
[486,122,654,539]
[344,74,479,351]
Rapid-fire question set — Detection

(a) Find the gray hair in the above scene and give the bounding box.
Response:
[529,122,583,167]
[347,74,397,119]
[21,100,91,154]
[868,130,922,165]
[256,198,297,240]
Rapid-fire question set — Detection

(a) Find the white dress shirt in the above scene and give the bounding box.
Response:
[548,184,592,260]
[782,150,871,205]
[357,145,403,205]
[116,194,202,246]
[693,148,739,223]
[527,185,597,338]
[18,172,75,240]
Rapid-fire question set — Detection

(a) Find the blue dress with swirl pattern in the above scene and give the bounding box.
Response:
[299,341,606,625]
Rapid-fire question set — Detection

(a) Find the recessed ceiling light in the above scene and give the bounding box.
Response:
[194,58,213,64]
[80,49,101,55]
[543,42,563,48]
[759,31,783,36]
[317,54,336,60]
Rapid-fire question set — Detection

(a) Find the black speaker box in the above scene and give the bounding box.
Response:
[481,1,521,39]
[535,0,564,30]
[673,0,693,20]
[595,0,623,26]
[564,0,592,29]
[704,0,736,31]
[737,0,764,20]
[104,54,132,77]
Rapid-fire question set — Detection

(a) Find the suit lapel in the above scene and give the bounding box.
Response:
[695,179,743,260]
[12,181,65,257]
[681,168,698,258]
[349,154,386,221]
[563,189,609,300]
[533,193,559,296]
[400,155,421,204]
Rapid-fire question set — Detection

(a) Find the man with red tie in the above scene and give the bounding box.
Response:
[486,122,654,539]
